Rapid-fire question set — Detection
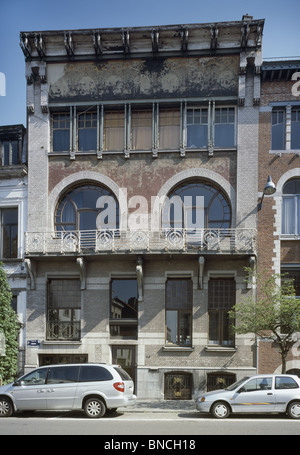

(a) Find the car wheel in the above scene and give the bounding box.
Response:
[211,401,230,419]
[84,398,106,418]
[287,401,300,419]
[0,397,13,417]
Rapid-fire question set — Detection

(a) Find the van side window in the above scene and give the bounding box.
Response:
[79,365,113,382]
[20,368,48,385]
[47,366,79,384]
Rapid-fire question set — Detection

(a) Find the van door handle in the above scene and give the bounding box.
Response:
[47,389,55,393]
[267,392,273,396]
[37,389,45,393]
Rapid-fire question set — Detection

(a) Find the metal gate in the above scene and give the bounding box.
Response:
[164,372,193,400]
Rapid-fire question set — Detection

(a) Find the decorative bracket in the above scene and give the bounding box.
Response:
[77,257,87,290]
[122,30,130,55]
[210,25,218,52]
[25,259,36,290]
[198,256,205,289]
[64,32,74,57]
[136,256,144,302]
[151,29,159,54]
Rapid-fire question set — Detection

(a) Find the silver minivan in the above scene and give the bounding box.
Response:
[0,363,136,418]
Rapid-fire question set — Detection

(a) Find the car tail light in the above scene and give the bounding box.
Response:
[113,382,125,392]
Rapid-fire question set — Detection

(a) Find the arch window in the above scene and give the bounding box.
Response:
[55,184,119,232]
[282,179,300,236]
[162,181,231,230]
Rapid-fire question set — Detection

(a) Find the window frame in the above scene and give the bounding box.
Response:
[165,278,193,347]
[110,278,138,340]
[282,179,300,237]
[208,278,236,347]
[0,207,18,258]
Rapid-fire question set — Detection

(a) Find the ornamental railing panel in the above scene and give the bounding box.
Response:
[25,228,256,255]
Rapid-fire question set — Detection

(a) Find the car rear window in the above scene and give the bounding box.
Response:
[114,367,132,381]
[275,376,299,390]
[78,365,113,382]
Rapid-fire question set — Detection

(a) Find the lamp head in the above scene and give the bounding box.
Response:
[263,175,276,196]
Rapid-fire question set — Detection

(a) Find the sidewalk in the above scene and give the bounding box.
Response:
[119,400,196,413]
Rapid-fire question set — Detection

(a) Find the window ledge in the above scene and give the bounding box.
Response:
[163,346,194,352]
[205,345,237,352]
[280,235,300,241]
[43,340,82,345]
[269,149,300,156]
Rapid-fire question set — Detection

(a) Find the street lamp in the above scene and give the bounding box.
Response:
[258,175,276,210]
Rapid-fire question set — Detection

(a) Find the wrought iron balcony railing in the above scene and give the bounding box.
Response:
[46,321,81,341]
[25,228,256,255]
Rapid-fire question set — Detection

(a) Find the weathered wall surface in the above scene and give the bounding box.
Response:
[48,56,239,102]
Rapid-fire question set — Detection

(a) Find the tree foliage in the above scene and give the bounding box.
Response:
[229,269,300,373]
[0,263,19,384]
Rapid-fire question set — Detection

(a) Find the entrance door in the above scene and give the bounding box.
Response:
[112,346,136,387]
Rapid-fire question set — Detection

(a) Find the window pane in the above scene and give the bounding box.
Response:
[131,110,152,150]
[209,311,219,344]
[179,311,192,345]
[104,111,124,151]
[52,114,70,152]
[2,208,18,258]
[282,197,295,234]
[111,279,138,319]
[79,365,113,382]
[166,310,178,344]
[159,109,180,149]
[3,142,9,166]
[271,110,285,150]
[187,108,208,148]
[214,108,235,148]
[78,112,97,151]
[291,110,300,149]
[47,366,79,384]
[48,279,81,309]
[21,368,48,386]
[208,279,236,310]
[11,141,18,164]
[166,279,193,309]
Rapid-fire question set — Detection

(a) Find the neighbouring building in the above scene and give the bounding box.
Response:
[0,124,28,374]
[258,58,300,375]
[21,15,264,398]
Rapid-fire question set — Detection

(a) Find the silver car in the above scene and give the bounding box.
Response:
[0,363,136,418]
[195,374,300,419]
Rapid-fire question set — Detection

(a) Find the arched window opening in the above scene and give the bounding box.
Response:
[282,179,300,236]
[162,180,231,230]
[55,184,119,232]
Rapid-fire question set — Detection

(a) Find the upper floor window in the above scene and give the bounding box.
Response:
[0,207,18,258]
[52,113,70,152]
[110,278,138,340]
[163,181,231,230]
[208,278,235,346]
[0,140,19,166]
[51,102,236,155]
[282,179,300,236]
[78,112,97,152]
[55,184,119,232]
[291,109,300,150]
[165,278,193,346]
[272,109,285,150]
[271,107,300,151]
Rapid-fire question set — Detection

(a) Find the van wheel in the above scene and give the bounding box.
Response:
[0,397,13,417]
[84,398,106,418]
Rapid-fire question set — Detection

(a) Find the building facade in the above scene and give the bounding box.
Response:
[257,58,300,375]
[21,16,264,398]
[0,124,28,374]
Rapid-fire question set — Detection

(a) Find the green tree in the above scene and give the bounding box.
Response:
[229,270,300,374]
[0,263,19,384]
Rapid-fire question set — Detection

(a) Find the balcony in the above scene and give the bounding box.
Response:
[25,228,256,256]
[46,321,81,341]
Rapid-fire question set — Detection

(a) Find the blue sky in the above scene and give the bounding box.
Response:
[0,0,299,126]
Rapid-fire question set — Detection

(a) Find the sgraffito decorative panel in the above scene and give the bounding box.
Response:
[48,56,239,103]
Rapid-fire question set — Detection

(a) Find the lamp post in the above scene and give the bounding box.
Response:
[258,175,276,211]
